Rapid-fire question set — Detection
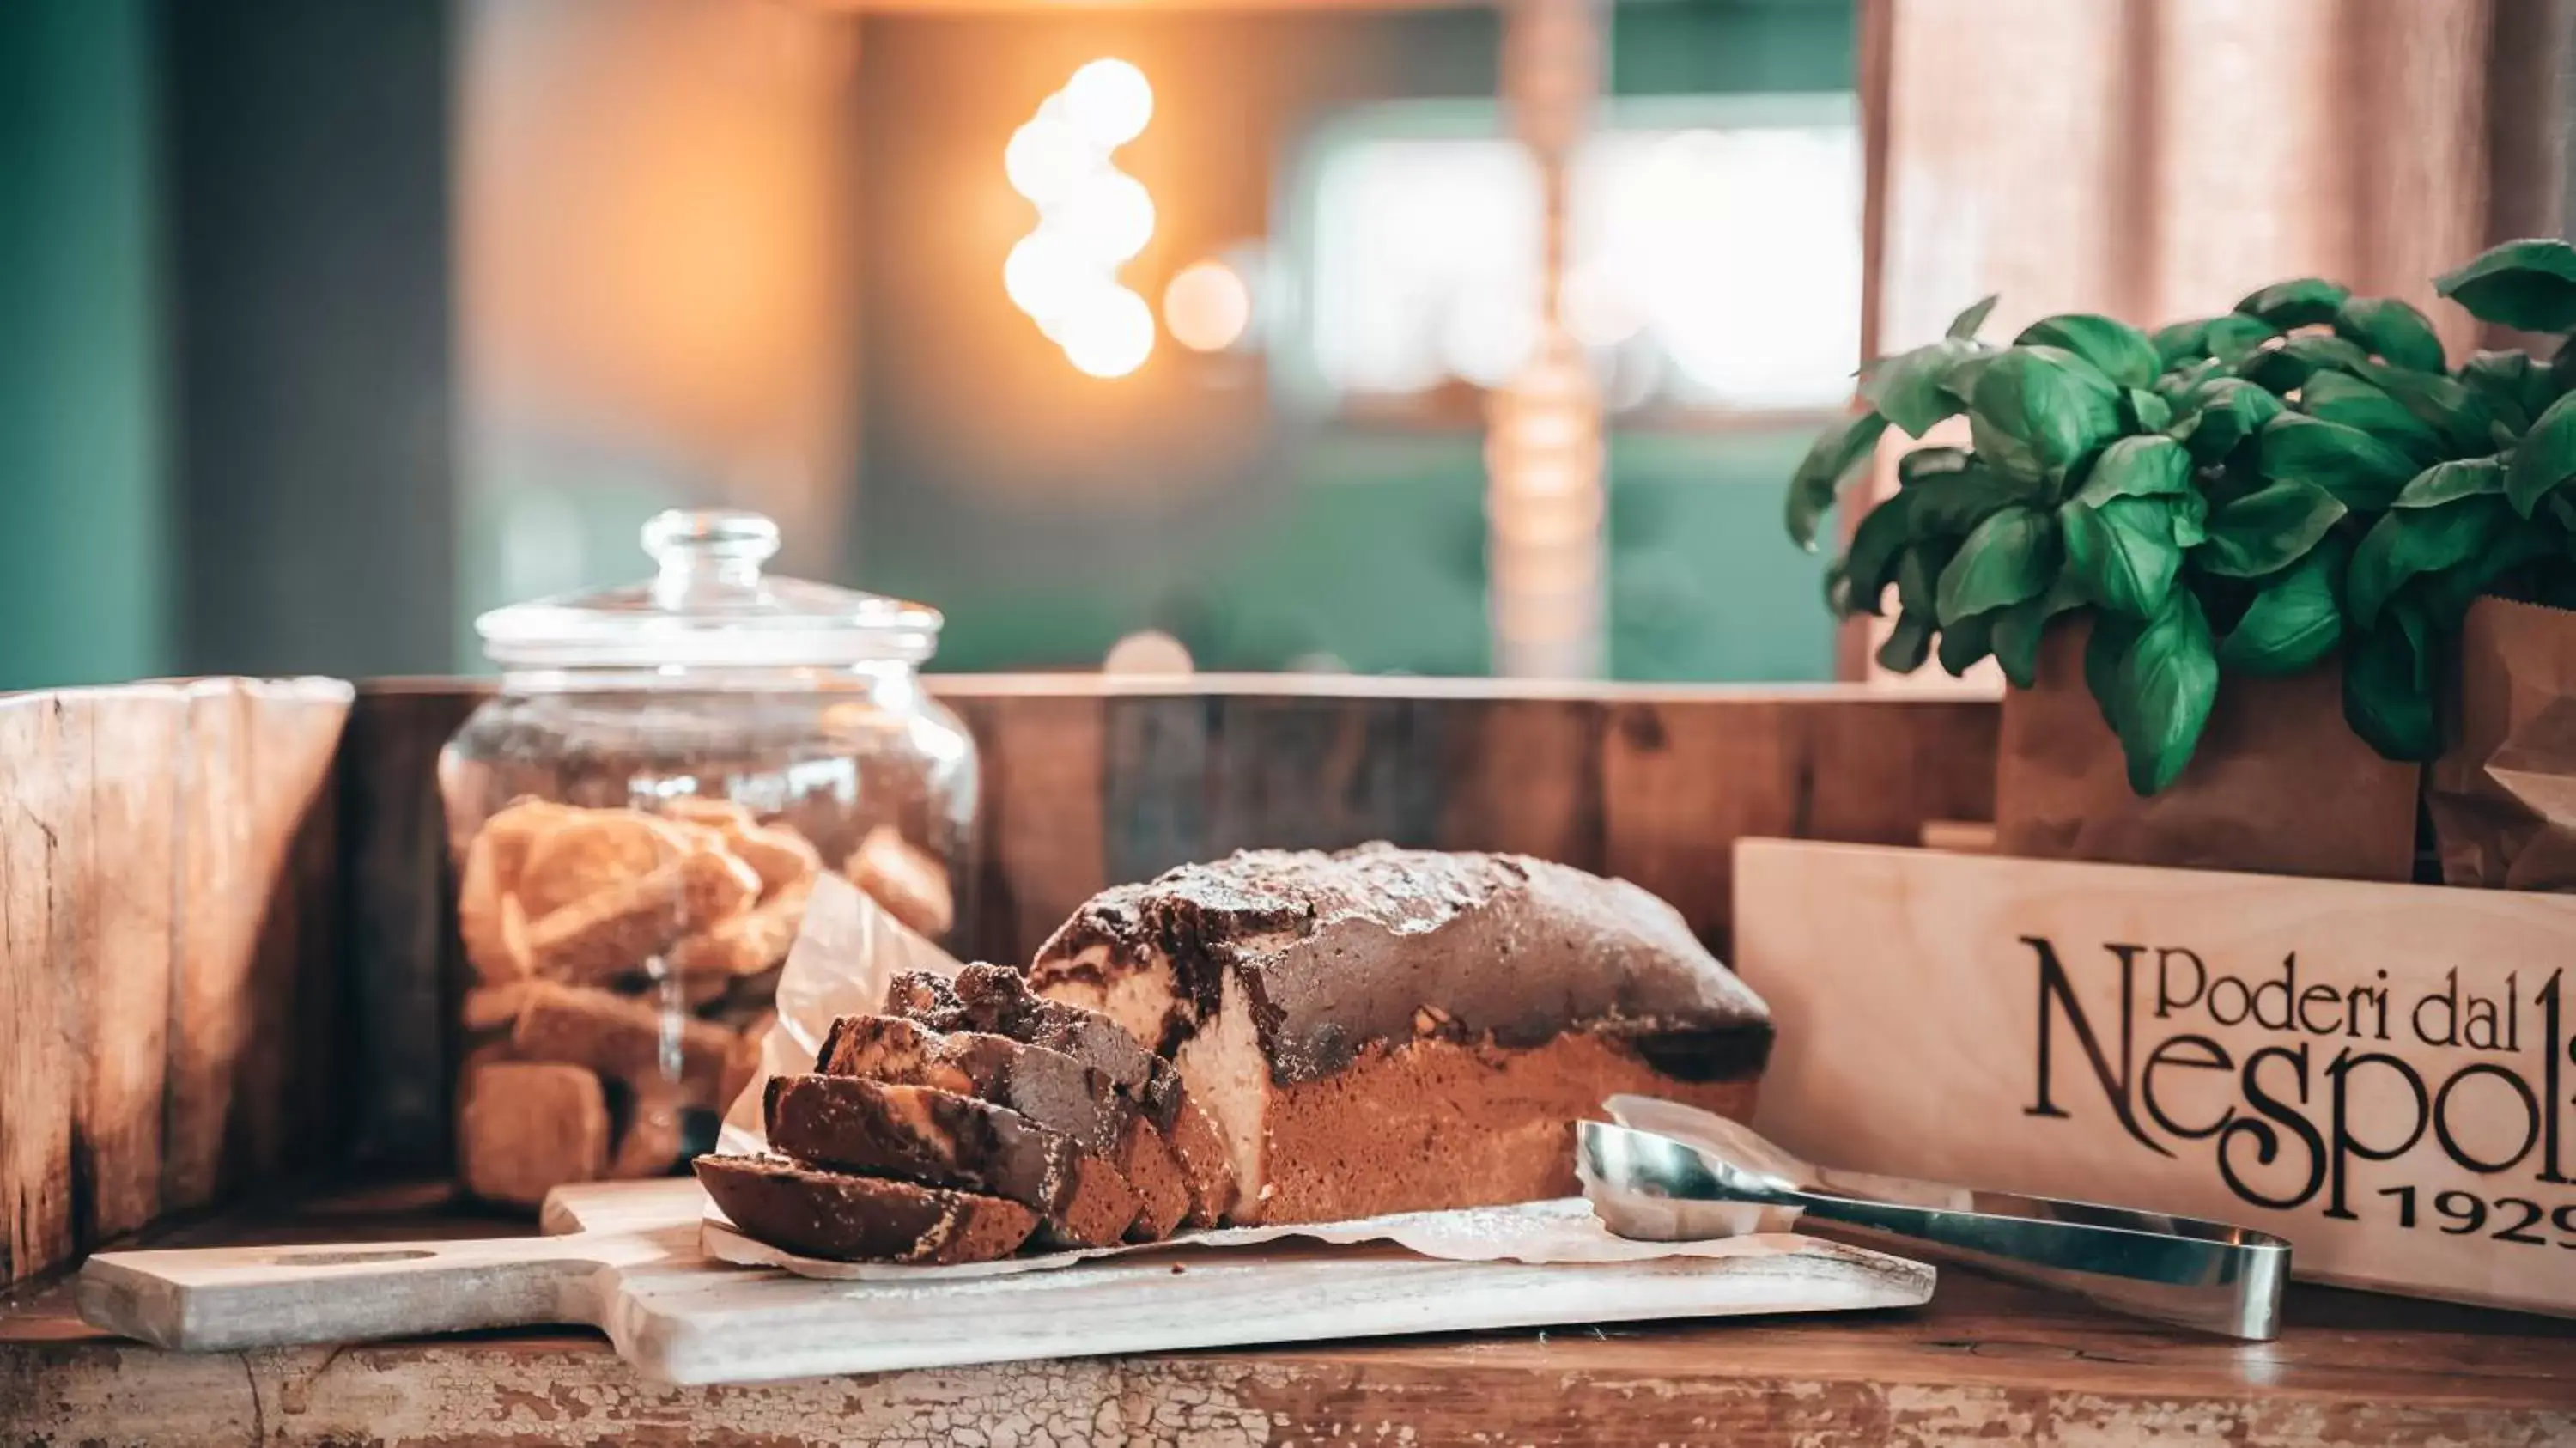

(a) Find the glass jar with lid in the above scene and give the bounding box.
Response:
[437,508,977,1208]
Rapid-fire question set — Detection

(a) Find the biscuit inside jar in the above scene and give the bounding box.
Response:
[448,794,958,1205]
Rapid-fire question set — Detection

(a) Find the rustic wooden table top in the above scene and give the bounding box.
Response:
[4,1183,2573,1447]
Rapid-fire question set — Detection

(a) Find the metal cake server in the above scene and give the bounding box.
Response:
[1578,1094,2290,1341]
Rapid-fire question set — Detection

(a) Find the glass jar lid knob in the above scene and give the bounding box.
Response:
[646,508,780,607]
[473,504,941,670]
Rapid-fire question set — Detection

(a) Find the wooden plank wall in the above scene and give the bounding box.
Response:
[0,679,350,1287]
[8,675,1997,1264]
[936,679,2001,962]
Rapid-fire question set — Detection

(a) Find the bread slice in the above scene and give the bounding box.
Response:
[694,1153,1036,1264]
[889,967,1236,1226]
[815,1015,1189,1242]
[764,1074,1138,1248]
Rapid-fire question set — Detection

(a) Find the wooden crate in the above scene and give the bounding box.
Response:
[1735,838,2576,1318]
[3,675,1996,1286]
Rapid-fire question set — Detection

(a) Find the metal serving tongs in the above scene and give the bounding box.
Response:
[1578,1095,2291,1341]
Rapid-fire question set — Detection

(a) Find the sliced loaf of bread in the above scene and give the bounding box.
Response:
[890,965,1236,1225]
[764,1074,1139,1248]
[815,1014,1189,1242]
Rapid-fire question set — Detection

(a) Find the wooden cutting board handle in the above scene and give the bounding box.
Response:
[76,1232,645,1352]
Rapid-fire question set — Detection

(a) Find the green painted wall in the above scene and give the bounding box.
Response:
[0,0,164,691]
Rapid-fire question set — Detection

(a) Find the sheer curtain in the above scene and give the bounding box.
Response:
[1844,0,2570,680]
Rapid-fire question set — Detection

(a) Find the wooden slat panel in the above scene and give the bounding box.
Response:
[0,680,350,1287]
[1101,695,1214,888]
[941,692,1108,966]
[1431,698,1605,870]
[82,699,177,1242]
[1,696,78,1286]
[337,685,479,1171]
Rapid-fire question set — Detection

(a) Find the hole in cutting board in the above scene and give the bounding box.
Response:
[270,1250,439,1266]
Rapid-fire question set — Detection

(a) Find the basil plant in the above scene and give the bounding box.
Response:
[1787,240,2576,796]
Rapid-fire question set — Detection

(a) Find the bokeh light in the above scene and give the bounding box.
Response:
[1054,171,1156,265]
[1058,285,1157,379]
[1060,59,1154,149]
[1004,58,1157,379]
[1163,259,1252,352]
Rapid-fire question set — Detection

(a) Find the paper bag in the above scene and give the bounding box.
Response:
[2429,597,2576,890]
[1995,617,2418,881]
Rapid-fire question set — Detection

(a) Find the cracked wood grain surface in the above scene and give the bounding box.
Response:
[8,1242,2574,1445]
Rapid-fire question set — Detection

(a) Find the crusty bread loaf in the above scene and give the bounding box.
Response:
[1028,844,1773,1224]
[765,1074,1139,1249]
[695,1153,1037,1264]
[816,1015,1188,1242]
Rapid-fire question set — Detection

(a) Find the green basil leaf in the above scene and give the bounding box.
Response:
[1840,490,1916,616]
[2342,602,2442,762]
[1936,607,1996,676]
[2072,434,2192,506]
[2240,334,2372,396]
[1877,611,1935,672]
[2457,348,2553,434]
[2298,370,2445,464]
[2217,537,2347,676]
[2181,377,2285,465]
[1785,411,1892,550]
[1863,338,1986,438]
[1936,351,1997,408]
[2435,239,2576,332]
[2367,362,2497,454]
[2417,526,2561,626]
[2015,313,2160,390]
[2123,387,2173,433]
[2170,486,2208,548]
[2205,314,2283,366]
[2153,319,2214,369]
[2333,295,2446,373]
[2392,456,2506,508]
[1897,447,1970,488]
[1988,574,2083,690]
[2085,612,2142,736]
[1946,293,2001,341]
[2114,592,2220,794]
[1967,345,2123,484]
[2200,477,2348,577]
[2506,391,2576,517]
[2347,494,2517,627]
[1904,464,2042,536]
[2154,355,2224,403]
[2060,496,2182,618]
[2236,277,2351,330]
[1935,505,2058,624]
[2201,459,2264,513]
[2256,413,2416,512]
[1896,538,1951,619]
